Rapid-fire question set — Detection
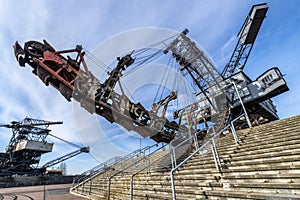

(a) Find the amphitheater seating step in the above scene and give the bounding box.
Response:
[70,115,300,199]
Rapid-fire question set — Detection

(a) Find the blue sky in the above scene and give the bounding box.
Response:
[0,0,299,174]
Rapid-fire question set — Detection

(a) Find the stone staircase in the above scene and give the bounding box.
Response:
[70,141,190,199]
[71,115,300,199]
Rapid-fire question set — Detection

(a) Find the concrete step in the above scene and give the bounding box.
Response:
[184,131,300,167]
[224,172,300,185]
[136,173,221,183]
[222,163,300,174]
[239,128,300,143]
[229,182,300,190]
[133,191,199,200]
[132,179,223,191]
[179,149,300,173]
[132,185,300,199]
[227,182,300,196]
[204,189,300,200]
[184,145,300,169]
[217,129,300,151]
[222,152,300,166]
[217,138,300,158]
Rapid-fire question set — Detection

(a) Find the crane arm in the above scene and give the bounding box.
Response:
[13,40,181,143]
[41,147,89,169]
[0,117,62,129]
[221,3,268,78]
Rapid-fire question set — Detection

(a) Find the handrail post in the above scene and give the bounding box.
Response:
[89,178,92,195]
[232,80,252,128]
[171,170,176,200]
[211,138,221,171]
[211,140,218,171]
[130,175,134,200]
[147,154,150,174]
[230,121,239,144]
[173,147,177,168]
[81,181,84,193]
[89,169,93,194]
[170,147,174,169]
[194,132,199,150]
[107,177,111,200]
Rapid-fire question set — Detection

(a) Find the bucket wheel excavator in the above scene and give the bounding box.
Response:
[13,39,184,143]
[0,117,89,176]
[13,3,289,144]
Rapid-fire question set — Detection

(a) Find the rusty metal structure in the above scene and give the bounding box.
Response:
[0,117,89,176]
[13,3,288,145]
[13,40,183,143]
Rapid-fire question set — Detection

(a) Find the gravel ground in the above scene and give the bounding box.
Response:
[0,184,86,200]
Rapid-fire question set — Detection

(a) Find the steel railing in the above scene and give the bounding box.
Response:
[107,142,168,199]
[129,151,171,200]
[129,130,197,199]
[72,156,122,186]
[72,143,164,194]
[170,113,246,199]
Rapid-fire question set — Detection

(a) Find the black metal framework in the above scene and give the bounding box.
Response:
[41,147,90,169]
[0,117,62,175]
[166,30,223,92]
[222,3,268,78]
[0,117,89,176]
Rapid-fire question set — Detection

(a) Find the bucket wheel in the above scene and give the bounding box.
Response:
[24,40,56,62]
[24,41,45,59]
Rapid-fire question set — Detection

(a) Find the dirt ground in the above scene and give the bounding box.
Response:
[0,184,86,200]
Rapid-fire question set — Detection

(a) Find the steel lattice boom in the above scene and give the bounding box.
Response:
[221,3,268,78]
